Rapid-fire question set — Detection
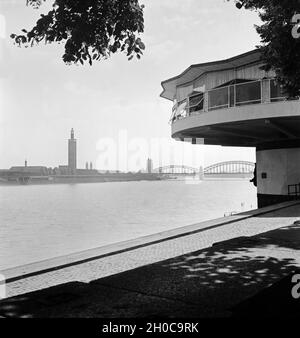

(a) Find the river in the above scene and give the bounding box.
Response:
[0,179,257,270]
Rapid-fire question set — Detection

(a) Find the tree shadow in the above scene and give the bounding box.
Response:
[1,225,300,318]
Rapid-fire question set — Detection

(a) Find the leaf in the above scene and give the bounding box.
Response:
[12,0,145,65]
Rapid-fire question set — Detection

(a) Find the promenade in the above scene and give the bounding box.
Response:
[1,201,300,317]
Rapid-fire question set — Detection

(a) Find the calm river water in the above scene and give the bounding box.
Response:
[0,179,257,270]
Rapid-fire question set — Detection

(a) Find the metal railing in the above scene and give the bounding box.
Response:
[170,78,290,123]
[288,183,300,197]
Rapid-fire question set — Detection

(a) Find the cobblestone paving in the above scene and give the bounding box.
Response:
[5,204,300,298]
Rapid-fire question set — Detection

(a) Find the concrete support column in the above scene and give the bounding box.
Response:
[199,166,204,180]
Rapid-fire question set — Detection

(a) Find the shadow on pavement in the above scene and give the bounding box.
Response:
[1,224,300,318]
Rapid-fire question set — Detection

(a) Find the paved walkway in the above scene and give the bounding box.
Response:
[1,201,300,311]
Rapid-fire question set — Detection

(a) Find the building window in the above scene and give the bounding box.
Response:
[235,80,261,106]
[208,87,229,111]
[188,93,204,113]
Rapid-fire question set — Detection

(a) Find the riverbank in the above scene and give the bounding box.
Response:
[0,173,163,186]
[0,180,257,270]
[1,200,299,318]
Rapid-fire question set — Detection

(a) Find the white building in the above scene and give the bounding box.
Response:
[161,49,300,207]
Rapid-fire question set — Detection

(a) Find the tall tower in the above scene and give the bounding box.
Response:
[147,158,153,173]
[68,128,77,174]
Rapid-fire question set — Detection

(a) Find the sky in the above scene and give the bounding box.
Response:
[0,0,262,172]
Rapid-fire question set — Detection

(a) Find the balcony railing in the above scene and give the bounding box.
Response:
[288,183,300,197]
[170,78,290,123]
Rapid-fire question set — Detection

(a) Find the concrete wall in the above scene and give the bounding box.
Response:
[257,148,300,195]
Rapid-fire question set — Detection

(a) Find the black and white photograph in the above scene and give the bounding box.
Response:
[0,0,300,330]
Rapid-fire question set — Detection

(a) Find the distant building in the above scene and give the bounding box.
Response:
[147,158,153,174]
[76,169,98,175]
[9,166,49,176]
[47,167,54,175]
[3,129,98,179]
[68,128,77,174]
[58,165,70,175]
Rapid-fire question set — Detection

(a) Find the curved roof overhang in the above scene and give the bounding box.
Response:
[160,49,262,101]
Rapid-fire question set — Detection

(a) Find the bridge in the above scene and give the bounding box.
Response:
[153,165,198,175]
[204,161,255,175]
[153,161,255,177]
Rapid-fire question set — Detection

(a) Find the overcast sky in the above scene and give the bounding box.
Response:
[0,0,261,171]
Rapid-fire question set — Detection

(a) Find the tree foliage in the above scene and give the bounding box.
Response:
[11,0,300,97]
[11,0,145,65]
[231,0,300,97]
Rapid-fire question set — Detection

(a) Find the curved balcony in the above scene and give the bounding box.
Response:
[170,79,300,147]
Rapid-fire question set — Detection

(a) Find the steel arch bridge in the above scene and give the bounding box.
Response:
[204,161,255,175]
[153,165,198,175]
[153,161,255,175]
